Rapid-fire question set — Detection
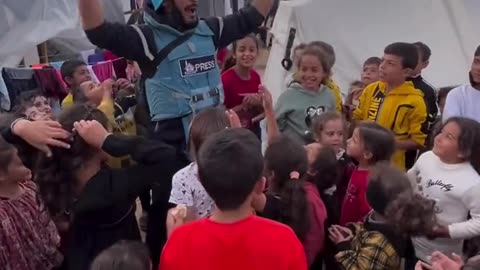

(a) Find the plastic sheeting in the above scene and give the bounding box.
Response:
[0,0,128,67]
[263,0,480,103]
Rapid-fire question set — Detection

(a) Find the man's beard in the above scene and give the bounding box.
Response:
[156,1,198,31]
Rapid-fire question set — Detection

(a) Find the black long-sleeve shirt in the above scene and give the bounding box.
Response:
[67,134,186,270]
[411,75,438,123]
[85,6,265,66]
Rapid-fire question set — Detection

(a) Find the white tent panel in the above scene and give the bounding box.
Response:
[264,0,480,103]
[0,0,128,67]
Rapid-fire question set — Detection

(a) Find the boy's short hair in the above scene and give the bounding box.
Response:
[308,41,336,67]
[197,128,263,211]
[475,45,480,57]
[413,42,432,62]
[437,86,456,102]
[363,57,382,67]
[60,60,86,85]
[384,42,419,70]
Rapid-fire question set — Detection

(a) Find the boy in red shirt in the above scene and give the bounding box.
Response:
[160,128,307,270]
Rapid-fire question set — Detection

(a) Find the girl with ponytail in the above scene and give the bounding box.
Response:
[329,163,437,270]
[253,135,327,267]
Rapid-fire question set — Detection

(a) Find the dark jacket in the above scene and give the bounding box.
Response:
[65,134,185,270]
[84,5,265,68]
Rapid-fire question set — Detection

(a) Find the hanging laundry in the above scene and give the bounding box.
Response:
[87,65,100,83]
[80,49,96,63]
[88,52,106,64]
[92,61,115,82]
[0,67,11,111]
[31,63,48,69]
[2,68,40,111]
[33,68,68,100]
[112,58,127,79]
[105,50,120,61]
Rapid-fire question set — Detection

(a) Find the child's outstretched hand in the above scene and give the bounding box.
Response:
[167,204,187,238]
[328,225,354,244]
[73,120,110,149]
[12,119,71,157]
[259,85,273,112]
[429,251,463,270]
[226,110,242,128]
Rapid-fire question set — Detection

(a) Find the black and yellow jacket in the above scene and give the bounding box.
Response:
[352,81,428,170]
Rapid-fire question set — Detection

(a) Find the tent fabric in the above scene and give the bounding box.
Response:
[263,0,480,103]
[0,0,128,67]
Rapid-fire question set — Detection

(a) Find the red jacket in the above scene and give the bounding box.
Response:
[340,169,371,225]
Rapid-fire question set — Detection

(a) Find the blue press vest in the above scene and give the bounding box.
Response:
[144,14,224,124]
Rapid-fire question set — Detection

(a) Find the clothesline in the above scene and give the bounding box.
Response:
[0,56,128,112]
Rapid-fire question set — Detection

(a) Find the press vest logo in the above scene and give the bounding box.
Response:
[179,55,216,77]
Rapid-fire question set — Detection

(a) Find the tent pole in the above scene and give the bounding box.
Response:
[37,41,49,64]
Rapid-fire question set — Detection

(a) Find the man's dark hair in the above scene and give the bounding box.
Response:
[413,42,432,62]
[384,42,419,70]
[197,128,264,211]
[475,45,480,57]
[363,57,382,67]
[60,60,87,86]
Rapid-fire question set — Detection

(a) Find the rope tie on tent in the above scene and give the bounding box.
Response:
[281,27,296,71]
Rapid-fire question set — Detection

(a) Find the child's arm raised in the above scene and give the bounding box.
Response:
[74,120,187,207]
[260,86,279,145]
[3,119,70,157]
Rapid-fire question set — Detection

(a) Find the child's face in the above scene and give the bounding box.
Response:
[234,37,258,69]
[379,54,410,85]
[361,64,380,85]
[70,65,91,88]
[317,119,344,153]
[0,150,31,184]
[433,122,462,162]
[471,55,480,84]
[298,54,325,91]
[79,81,106,106]
[346,128,367,161]
[25,96,52,121]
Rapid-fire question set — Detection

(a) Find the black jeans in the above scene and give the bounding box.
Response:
[145,117,190,269]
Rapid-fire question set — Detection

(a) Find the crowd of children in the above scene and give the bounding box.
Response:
[1,22,480,270]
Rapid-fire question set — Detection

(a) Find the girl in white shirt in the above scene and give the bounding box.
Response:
[408,116,480,263]
[169,108,238,220]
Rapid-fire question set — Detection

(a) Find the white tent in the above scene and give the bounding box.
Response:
[0,0,130,67]
[263,0,480,103]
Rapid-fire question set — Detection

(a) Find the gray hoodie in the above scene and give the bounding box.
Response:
[274,82,336,145]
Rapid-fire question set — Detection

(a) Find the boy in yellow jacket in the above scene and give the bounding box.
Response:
[353,42,428,170]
